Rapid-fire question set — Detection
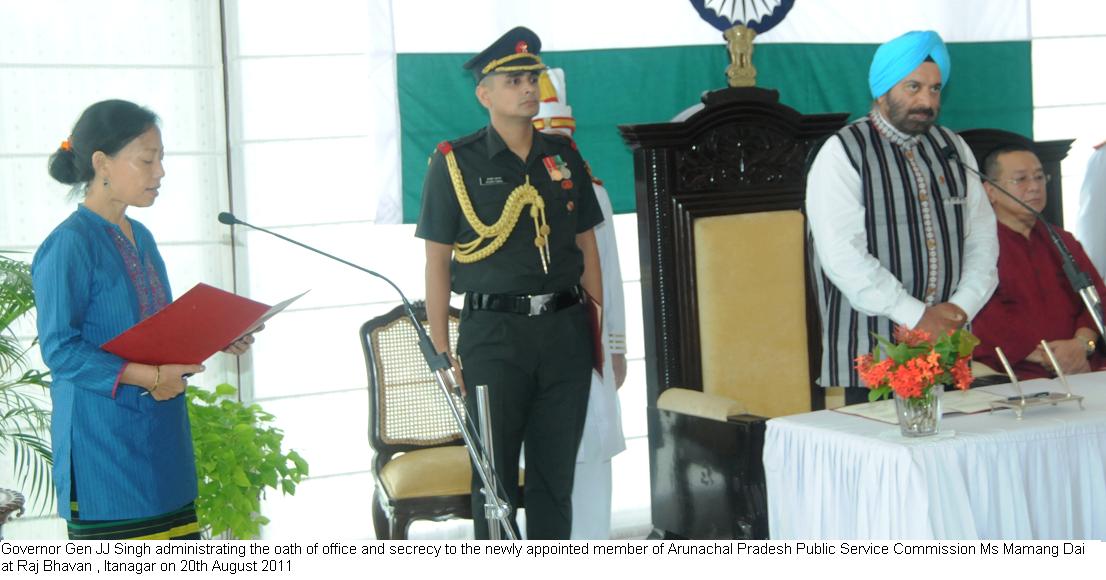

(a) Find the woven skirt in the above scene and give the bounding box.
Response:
[67,479,201,540]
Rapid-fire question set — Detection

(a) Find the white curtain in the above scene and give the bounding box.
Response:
[222,0,412,538]
[0,0,232,524]
[1029,0,1106,227]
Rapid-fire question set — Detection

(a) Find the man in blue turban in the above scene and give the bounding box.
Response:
[806,30,999,405]
[869,30,951,135]
[869,31,950,100]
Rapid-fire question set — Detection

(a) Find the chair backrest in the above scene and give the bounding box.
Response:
[619,87,848,417]
[694,210,812,417]
[360,302,463,467]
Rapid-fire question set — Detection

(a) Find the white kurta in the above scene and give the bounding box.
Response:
[570,181,626,539]
[806,126,999,328]
[1077,145,1106,277]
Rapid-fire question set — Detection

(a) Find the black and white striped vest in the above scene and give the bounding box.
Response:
[811,112,970,388]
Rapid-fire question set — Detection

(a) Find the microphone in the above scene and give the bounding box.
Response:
[216,212,453,373]
[217,212,520,538]
[221,210,522,537]
[942,146,1106,339]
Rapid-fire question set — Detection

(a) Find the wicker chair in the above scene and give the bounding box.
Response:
[362,301,529,538]
[360,302,472,539]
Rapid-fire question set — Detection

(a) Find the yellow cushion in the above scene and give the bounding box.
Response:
[694,210,812,418]
[379,446,524,500]
[658,387,746,422]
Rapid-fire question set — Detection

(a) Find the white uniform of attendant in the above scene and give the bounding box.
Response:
[1077,142,1106,277]
[534,68,626,539]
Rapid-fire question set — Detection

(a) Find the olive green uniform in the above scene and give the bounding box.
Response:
[415,125,601,539]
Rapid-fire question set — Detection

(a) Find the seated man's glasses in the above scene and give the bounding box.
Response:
[1002,173,1052,188]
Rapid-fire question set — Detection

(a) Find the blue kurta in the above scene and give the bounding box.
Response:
[32,204,197,520]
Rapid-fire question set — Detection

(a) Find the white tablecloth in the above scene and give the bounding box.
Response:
[764,373,1106,540]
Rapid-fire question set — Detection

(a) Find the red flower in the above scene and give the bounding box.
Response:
[855,353,872,374]
[950,357,973,390]
[893,325,933,347]
[917,351,941,383]
[888,362,926,399]
[855,354,893,389]
[862,328,979,401]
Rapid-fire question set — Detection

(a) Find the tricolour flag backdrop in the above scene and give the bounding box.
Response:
[381,0,1033,223]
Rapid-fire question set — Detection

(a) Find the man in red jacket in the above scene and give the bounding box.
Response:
[973,144,1105,380]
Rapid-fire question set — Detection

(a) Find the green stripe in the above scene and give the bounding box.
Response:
[68,504,199,540]
[398,42,1031,222]
[69,503,195,528]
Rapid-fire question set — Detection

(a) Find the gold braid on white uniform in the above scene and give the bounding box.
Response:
[443,148,551,270]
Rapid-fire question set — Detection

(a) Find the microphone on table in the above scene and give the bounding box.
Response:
[216,212,453,374]
[941,147,1105,339]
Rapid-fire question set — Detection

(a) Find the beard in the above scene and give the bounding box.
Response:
[885,95,938,136]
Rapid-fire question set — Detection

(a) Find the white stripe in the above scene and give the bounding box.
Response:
[765,0,1030,44]
[394,0,1029,53]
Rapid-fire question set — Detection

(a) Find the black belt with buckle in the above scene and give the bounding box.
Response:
[467,286,583,316]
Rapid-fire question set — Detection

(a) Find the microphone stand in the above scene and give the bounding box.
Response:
[944,148,1106,340]
[217,213,518,540]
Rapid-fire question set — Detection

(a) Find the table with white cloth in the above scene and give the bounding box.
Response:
[764,372,1106,540]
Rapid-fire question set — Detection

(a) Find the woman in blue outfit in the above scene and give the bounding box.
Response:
[32,100,254,539]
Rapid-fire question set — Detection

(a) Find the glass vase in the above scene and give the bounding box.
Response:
[894,386,942,437]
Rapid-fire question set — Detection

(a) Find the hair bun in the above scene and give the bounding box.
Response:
[47,146,81,185]
[48,100,159,191]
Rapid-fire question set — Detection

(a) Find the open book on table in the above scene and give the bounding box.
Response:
[834,388,1007,425]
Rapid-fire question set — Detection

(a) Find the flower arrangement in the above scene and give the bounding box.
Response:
[855,326,978,403]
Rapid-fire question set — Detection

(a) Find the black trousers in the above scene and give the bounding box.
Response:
[458,301,593,540]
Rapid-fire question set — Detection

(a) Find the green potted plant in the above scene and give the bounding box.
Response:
[0,252,53,516]
[187,383,308,539]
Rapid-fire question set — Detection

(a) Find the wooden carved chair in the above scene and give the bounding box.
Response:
[619,87,847,539]
[360,302,470,540]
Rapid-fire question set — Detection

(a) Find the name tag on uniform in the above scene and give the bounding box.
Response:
[479,176,504,186]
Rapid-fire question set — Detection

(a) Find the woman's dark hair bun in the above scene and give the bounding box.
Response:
[47,146,82,185]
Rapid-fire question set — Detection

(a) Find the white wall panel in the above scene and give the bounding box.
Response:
[0,0,220,65]
[1030,0,1106,37]
[237,138,376,225]
[249,304,386,400]
[1032,37,1106,108]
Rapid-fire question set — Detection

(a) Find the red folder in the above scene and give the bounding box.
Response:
[102,283,304,365]
[585,291,603,376]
